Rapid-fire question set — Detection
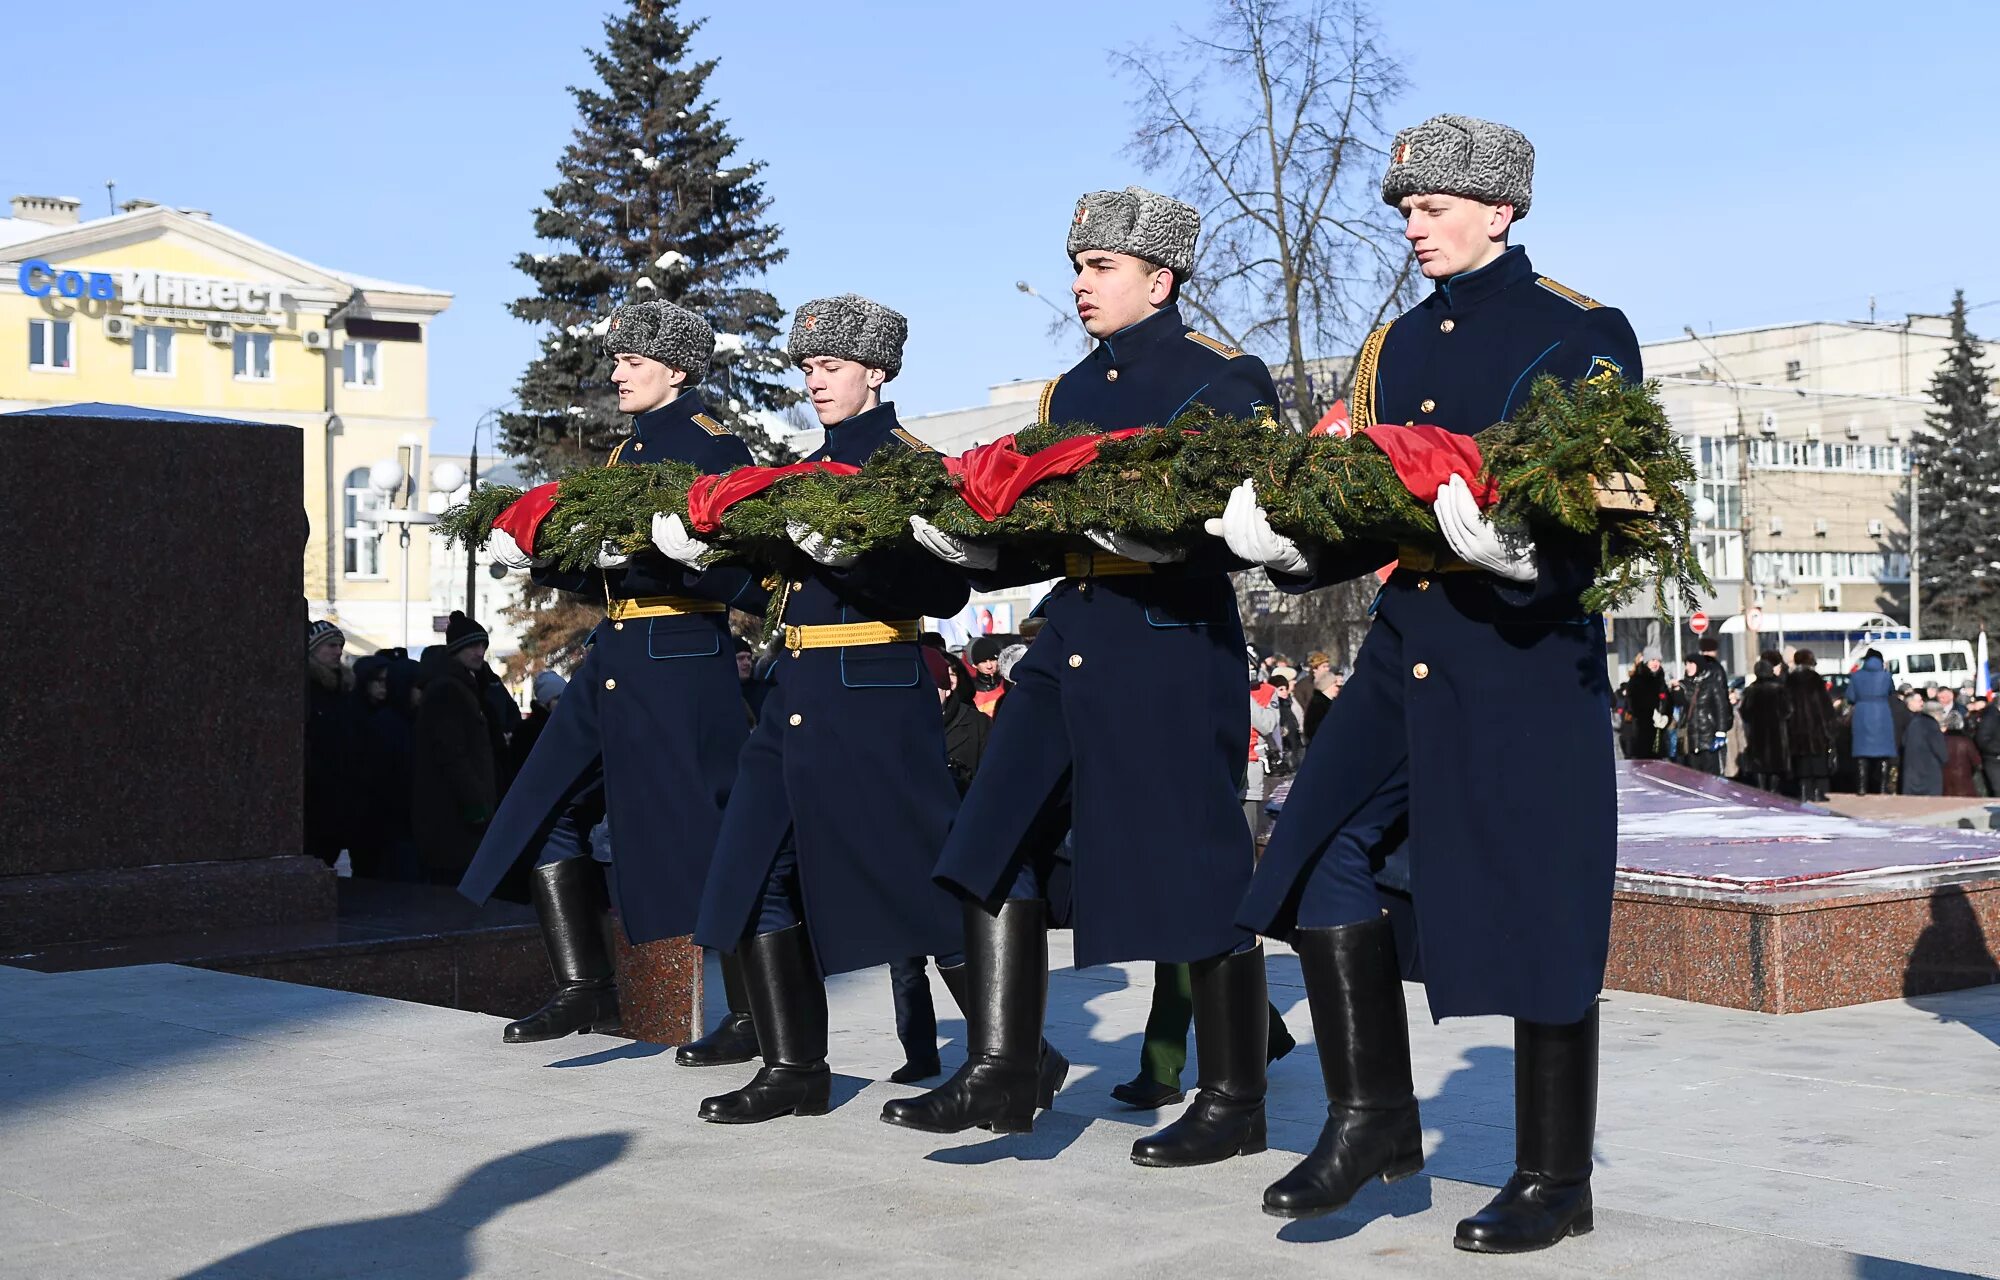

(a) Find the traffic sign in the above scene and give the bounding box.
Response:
[1689,611,1709,635]
[1746,606,1765,632]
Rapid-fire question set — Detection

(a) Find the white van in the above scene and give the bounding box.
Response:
[1842,639,1978,690]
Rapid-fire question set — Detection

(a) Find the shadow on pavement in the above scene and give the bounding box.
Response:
[1901,886,2000,1052]
[172,1132,632,1279]
[547,1040,668,1068]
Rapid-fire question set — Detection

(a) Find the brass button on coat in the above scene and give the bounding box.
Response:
[604,677,618,690]
[789,713,803,726]
[1412,663,1429,680]
[633,442,644,452]
[1106,369,1119,382]
[1068,654,1083,668]
[790,581,804,592]
[613,620,625,630]
[1416,578,1431,591]
[1440,319,1455,333]
[1420,398,1436,413]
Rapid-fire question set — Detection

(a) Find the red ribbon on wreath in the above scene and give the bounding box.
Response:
[492,482,562,555]
[1360,423,1498,508]
[684,460,862,533]
[940,428,1159,521]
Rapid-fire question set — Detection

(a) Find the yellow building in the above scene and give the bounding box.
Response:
[0,193,451,651]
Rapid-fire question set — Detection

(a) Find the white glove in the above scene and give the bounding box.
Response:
[788,520,859,568]
[595,541,630,570]
[909,515,999,570]
[651,512,711,567]
[1433,475,1536,584]
[1084,527,1186,564]
[1202,479,1312,575]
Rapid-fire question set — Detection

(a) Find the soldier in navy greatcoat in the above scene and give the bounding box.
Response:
[664,295,971,1125]
[457,301,766,1058]
[884,187,1281,1169]
[1211,115,1641,1252]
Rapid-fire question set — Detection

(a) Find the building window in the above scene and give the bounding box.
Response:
[131,325,174,376]
[233,331,273,381]
[342,340,380,388]
[28,318,72,371]
[343,466,382,577]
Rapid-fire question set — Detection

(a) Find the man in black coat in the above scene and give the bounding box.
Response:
[1212,115,1641,1251]
[1678,650,1733,775]
[412,613,499,885]
[304,620,360,868]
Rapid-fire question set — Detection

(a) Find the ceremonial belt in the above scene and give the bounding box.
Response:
[1063,551,1154,579]
[1395,545,1481,574]
[606,595,728,620]
[781,620,922,652]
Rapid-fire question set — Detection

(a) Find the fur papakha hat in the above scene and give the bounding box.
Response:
[1380,114,1534,218]
[603,300,715,377]
[787,294,908,381]
[1065,185,1199,278]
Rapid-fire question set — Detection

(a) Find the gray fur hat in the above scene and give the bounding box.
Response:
[602,300,715,377]
[1065,185,1199,278]
[787,294,907,381]
[1381,114,1534,218]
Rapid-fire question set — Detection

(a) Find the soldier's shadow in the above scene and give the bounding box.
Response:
[920,958,1156,1165]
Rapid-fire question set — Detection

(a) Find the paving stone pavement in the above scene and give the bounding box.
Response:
[1,945,1996,1279]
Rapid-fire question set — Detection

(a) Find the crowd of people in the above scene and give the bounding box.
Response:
[1616,637,2000,799]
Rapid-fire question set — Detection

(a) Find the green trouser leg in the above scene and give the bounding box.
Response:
[1138,963,1195,1087]
[1136,962,1296,1089]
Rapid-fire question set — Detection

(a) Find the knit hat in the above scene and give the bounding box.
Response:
[787,294,907,380]
[532,670,567,706]
[969,636,1003,663]
[444,610,488,654]
[306,618,344,654]
[603,300,715,377]
[1066,185,1199,278]
[1381,114,1535,218]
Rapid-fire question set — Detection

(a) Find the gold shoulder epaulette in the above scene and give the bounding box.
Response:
[1535,277,1603,310]
[1185,330,1243,359]
[1036,376,1061,423]
[691,412,729,437]
[892,427,935,453]
[606,439,631,467]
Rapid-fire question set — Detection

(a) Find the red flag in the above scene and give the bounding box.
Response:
[1311,398,1350,437]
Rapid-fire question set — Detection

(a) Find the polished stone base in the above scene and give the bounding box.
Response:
[0,855,333,950]
[611,929,702,1046]
[2,879,547,1020]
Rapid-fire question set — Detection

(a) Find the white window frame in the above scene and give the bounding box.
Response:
[28,318,74,373]
[131,325,175,377]
[232,331,274,382]
[342,339,381,389]
[342,467,386,579]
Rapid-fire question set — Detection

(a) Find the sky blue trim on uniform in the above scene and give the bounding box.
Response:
[1502,341,1564,418]
[646,617,721,660]
[1164,384,1211,424]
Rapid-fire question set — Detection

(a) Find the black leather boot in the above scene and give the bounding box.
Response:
[675,950,758,1067]
[1455,1004,1599,1253]
[503,859,622,1044]
[698,924,831,1124]
[1131,945,1270,1167]
[937,958,1069,1109]
[1263,919,1424,1218]
[881,900,1047,1134]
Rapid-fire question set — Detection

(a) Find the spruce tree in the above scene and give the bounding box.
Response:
[501,0,797,478]
[1913,290,2000,636]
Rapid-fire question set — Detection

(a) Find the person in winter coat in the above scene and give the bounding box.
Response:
[1901,697,1949,796]
[1783,651,1838,802]
[1943,722,1983,798]
[1301,651,1339,744]
[411,613,499,883]
[304,620,361,868]
[1675,652,1733,775]
[1737,661,1793,793]
[966,636,1008,718]
[1973,698,2000,797]
[1848,652,1898,794]
[1623,652,1671,760]
[354,655,424,883]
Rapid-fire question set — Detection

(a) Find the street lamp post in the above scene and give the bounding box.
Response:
[367,454,436,650]
[1683,327,1755,666]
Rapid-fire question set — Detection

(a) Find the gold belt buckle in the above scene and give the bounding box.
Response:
[783,624,804,652]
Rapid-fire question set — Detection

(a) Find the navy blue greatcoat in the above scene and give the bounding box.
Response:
[458,390,764,944]
[932,304,1281,967]
[693,403,970,977]
[1237,246,1642,1025]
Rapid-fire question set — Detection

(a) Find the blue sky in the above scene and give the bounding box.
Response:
[5,1,1995,452]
